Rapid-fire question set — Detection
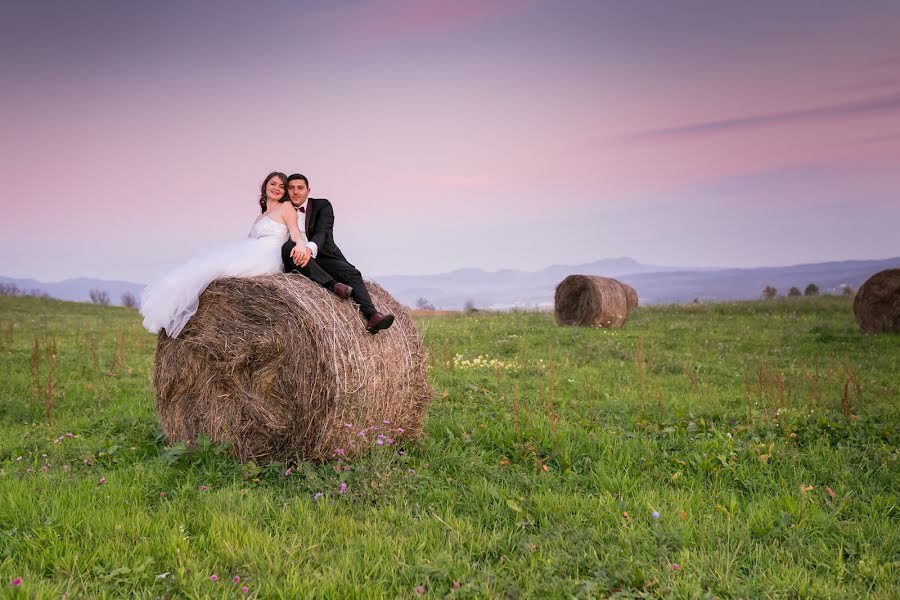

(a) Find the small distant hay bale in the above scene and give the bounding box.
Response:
[153,275,432,463]
[554,275,629,328]
[853,268,900,334]
[620,282,639,311]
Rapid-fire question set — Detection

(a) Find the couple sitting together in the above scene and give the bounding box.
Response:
[140,172,394,338]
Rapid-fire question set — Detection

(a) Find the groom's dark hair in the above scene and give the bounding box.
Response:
[287,173,309,187]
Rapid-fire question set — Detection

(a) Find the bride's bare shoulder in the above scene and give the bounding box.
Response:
[277,201,297,218]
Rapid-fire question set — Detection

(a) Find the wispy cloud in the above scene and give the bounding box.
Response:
[355,0,531,38]
[856,132,900,144]
[832,77,900,93]
[628,92,900,142]
[866,54,900,68]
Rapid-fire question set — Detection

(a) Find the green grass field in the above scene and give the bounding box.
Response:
[0,294,898,598]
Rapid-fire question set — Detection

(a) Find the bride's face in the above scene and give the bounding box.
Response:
[265,177,285,202]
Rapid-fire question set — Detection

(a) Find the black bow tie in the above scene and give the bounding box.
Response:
[296,205,306,213]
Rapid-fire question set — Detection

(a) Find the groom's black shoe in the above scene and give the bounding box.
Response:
[333,283,353,300]
[366,312,394,334]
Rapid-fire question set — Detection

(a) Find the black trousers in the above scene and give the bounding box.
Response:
[281,240,336,288]
[281,241,377,318]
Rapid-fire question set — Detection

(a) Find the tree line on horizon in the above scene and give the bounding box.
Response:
[761,283,854,300]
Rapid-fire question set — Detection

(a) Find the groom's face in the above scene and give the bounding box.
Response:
[288,180,310,206]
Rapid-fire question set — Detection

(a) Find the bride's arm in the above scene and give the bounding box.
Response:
[278,203,304,244]
[279,204,312,267]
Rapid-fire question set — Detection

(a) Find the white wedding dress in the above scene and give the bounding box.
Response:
[140,216,289,338]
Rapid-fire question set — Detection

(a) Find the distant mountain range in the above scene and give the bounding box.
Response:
[3,256,898,309]
[374,257,900,309]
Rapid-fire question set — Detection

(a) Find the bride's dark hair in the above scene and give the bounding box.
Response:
[259,171,288,213]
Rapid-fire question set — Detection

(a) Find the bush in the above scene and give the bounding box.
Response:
[762,285,777,300]
[804,284,819,297]
[0,283,20,296]
[788,287,801,297]
[89,289,110,305]
[464,299,478,313]
[1,284,48,298]
[121,291,138,308]
[415,297,435,310]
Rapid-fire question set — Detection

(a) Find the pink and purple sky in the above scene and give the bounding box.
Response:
[2,0,899,283]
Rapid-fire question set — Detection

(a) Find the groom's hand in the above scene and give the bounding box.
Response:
[291,246,311,267]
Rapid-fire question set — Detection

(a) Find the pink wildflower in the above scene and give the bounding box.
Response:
[98,477,107,486]
[312,492,323,501]
[66,432,74,438]
[376,438,384,446]
[284,467,292,477]
[416,585,425,594]
[343,422,353,428]
[335,448,345,456]
[671,563,680,571]
[241,585,249,593]
[338,482,347,494]
[210,574,218,582]
[383,420,391,425]
[160,492,167,497]
[395,427,405,434]
[357,430,366,437]
[10,578,22,587]
[453,580,460,590]
[233,575,240,584]
[385,438,393,445]
[200,485,209,492]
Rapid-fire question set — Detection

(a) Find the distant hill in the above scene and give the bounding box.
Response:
[0,276,145,306]
[373,257,685,309]
[3,256,898,309]
[372,257,900,309]
[615,258,900,305]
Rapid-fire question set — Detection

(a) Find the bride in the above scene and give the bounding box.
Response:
[140,172,304,338]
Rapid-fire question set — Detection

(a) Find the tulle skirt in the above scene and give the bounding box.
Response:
[140,237,284,338]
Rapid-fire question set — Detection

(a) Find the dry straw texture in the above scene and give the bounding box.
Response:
[554,275,629,328]
[153,275,432,463]
[853,268,900,334]
[621,282,639,311]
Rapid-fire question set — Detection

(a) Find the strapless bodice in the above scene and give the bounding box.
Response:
[250,216,289,241]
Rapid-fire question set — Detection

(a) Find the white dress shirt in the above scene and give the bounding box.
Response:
[296,200,318,258]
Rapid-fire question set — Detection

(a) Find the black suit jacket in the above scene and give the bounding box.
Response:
[304,198,347,261]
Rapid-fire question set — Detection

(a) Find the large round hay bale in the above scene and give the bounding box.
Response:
[853,268,900,334]
[620,282,639,311]
[554,275,629,328]
[153,275,432,463]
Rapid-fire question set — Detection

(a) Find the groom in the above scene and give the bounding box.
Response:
[282,173,394,334]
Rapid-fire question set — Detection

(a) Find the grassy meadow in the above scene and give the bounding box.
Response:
[0,294,898,598]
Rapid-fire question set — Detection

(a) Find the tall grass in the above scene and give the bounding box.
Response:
[0,294,897,598]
